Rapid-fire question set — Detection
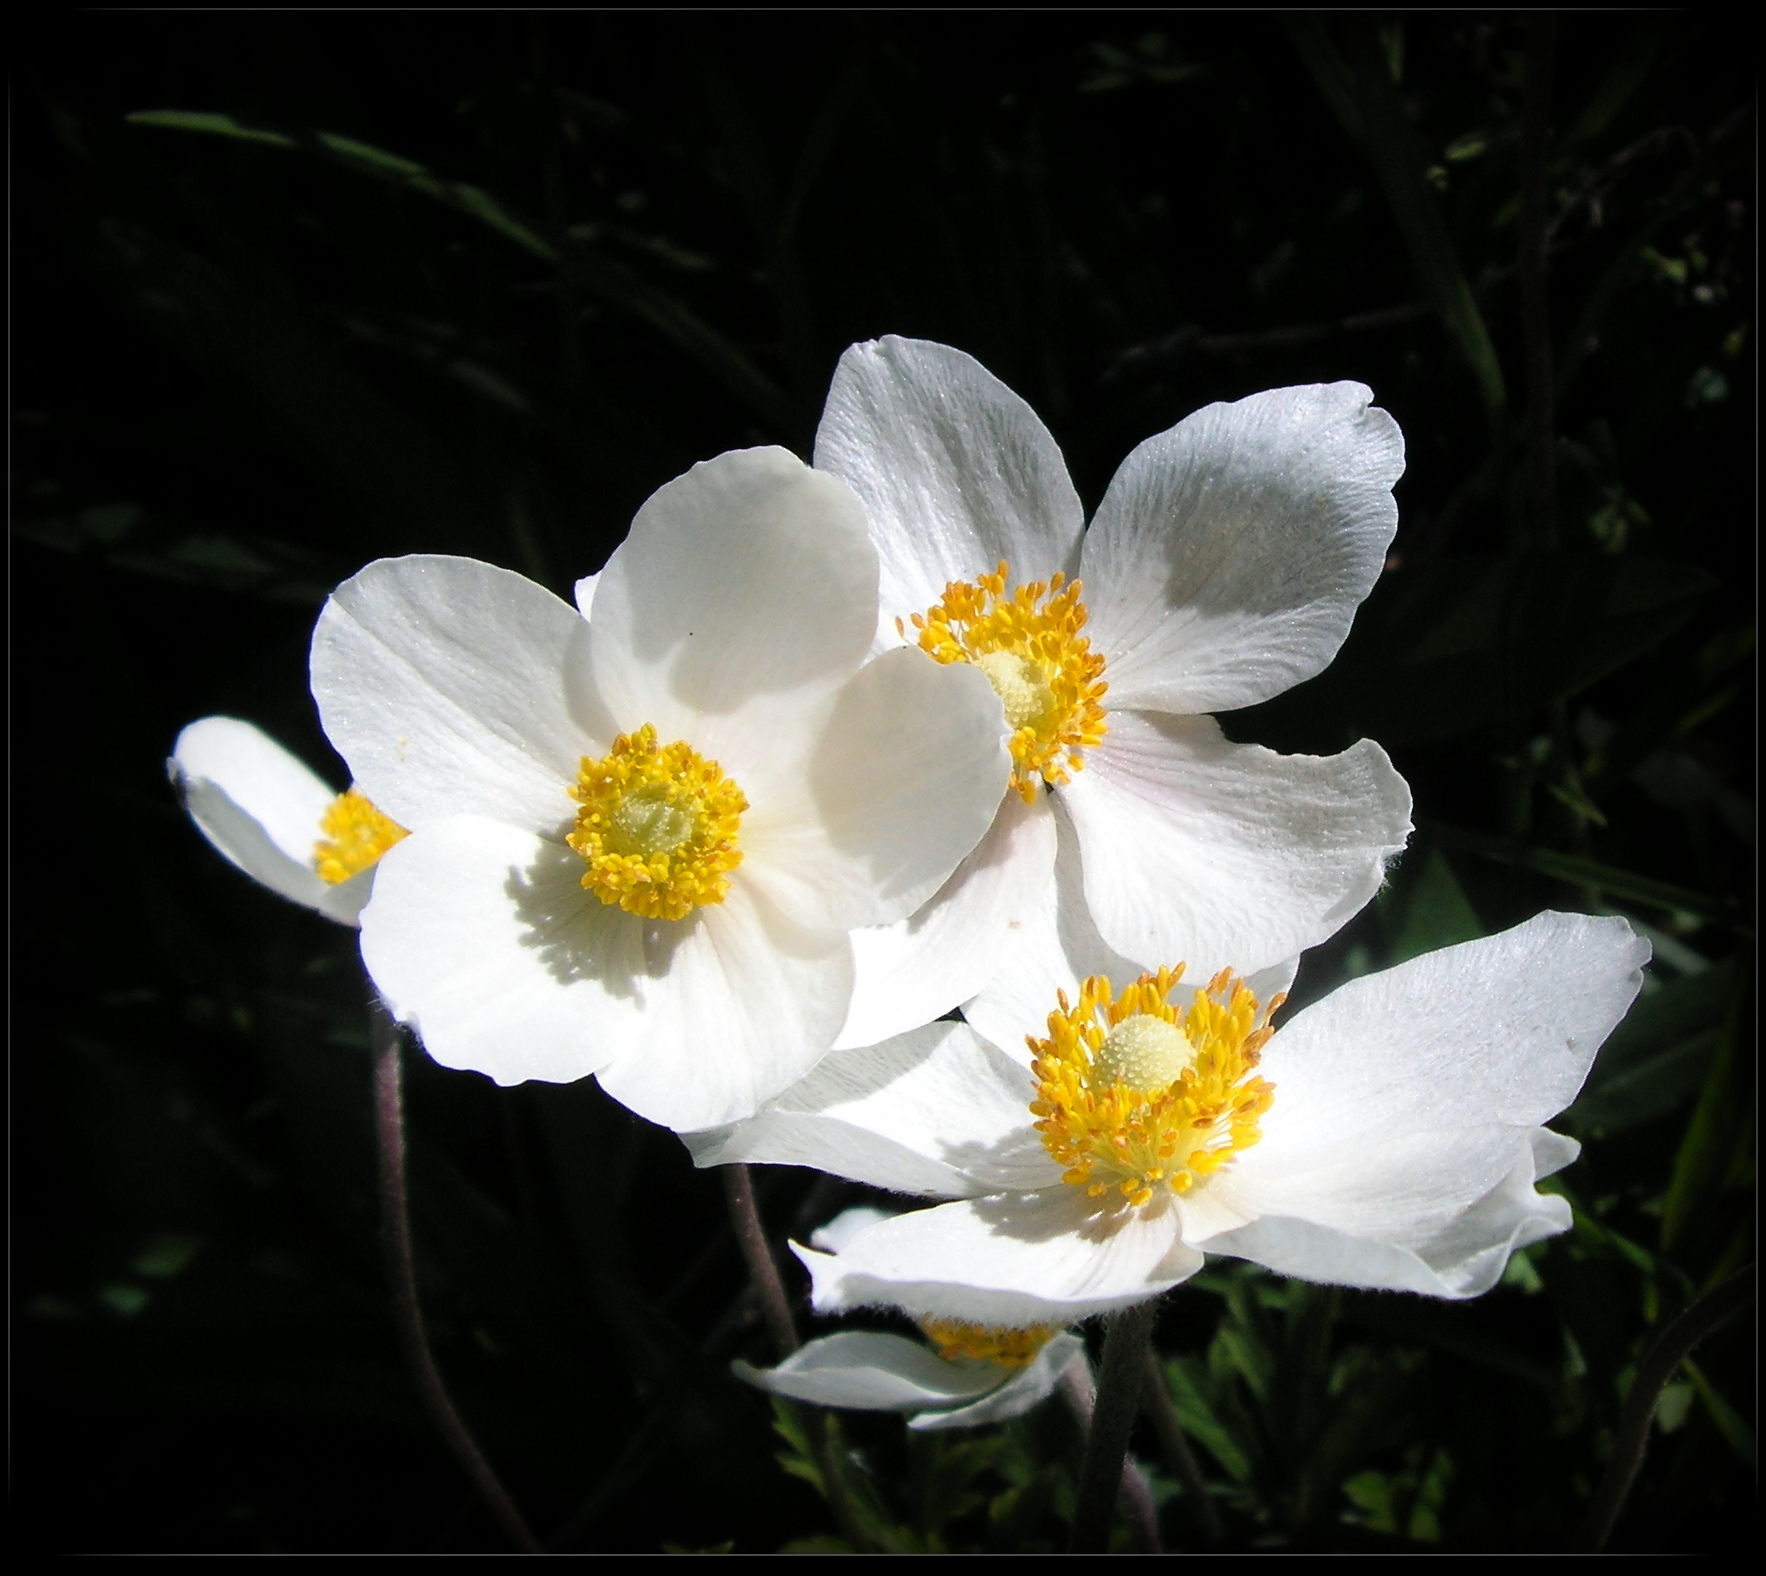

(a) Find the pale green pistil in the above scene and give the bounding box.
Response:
[607,792,695,859]
[1092,1013,1194,1091]
[974,649,1058,733]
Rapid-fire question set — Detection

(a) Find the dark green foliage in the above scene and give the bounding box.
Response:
[15,12,1750,1553]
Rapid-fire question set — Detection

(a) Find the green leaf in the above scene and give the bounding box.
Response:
[128,106,797,432]
[1562,960,1733,1138]
[1684,1357,1756,1469]
[1427,824,1732,924]
[133,111,559,262]
[1287,18,1505,421]
[1164,1355,1255,1482]
[1660,962,1751,1249]
[1385,847,1484,964]
[126,110,294,147]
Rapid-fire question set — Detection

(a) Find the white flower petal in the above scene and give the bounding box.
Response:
[961,798,1154,1060]
[314,868,377,926]
[1210,1126,1537,1250]
[1531,1127,1580,1181]
[1082,383,1403,715]
[794,1188,1200,1325]
[1244,912,1649,1175]
[734,1331,1002,1411]
[682,1020,1057,1198]
[962,810,1299,1065]
[363,818,850,1122]
[1205,1136,1573,1300]
[740,646,1011,933]
[592,879,854,1130]
[909,1332,1087,1431]
[310,556,592,834]
[810,1207,898,1254]
[582,447,878,750]
[573,571,599,618]
[813,336,1084,643]
[835,787,1057,1050]
[1061,712,1411,976]
[359,818,638,1086]
[169,717,335,913]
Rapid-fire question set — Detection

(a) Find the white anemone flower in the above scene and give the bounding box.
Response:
[687,912,1649,1325]
[733,1208,1087,1432]
[814,336,1414,1049]
[309,446,1010,1131]
[169,715,408,926]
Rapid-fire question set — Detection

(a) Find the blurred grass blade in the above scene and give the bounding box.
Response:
[1287,17,1506,423]
[1563,960,1733,1139]
[1660,961,1751,1249]
[1556,105,1750,405]
[1684,1358,1756,1468]
[566,250,796,433]
[1557,19,1671,155]
[127,110,294,147]
[130,110,559,262]
[1427,822,1732,924]
[1386,847,1484,964]
[129,107,795,433]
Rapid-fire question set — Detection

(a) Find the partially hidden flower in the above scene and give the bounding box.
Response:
[169,715,407,926]
[814,336,1414,1050]
[733,1209,1087,1431]
[687,912,1649,1325]
[309,447,1010,1130]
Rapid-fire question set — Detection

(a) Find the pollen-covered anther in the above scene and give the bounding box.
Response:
[918,1318,1060,1370]
[313,788,408,884]
[567,724,748,921]
[1028,966,1280,1210]
[912,560,1108,802]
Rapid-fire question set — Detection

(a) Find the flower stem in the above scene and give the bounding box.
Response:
[720,1162,800,1359]
[1577,1266,1754,1551]
[1141,1345,1224,1545]
[371,999,541,1554]
[719,1163,871,1551]
[1059,1350,1161,1552]
[1068,1299,1160,1552]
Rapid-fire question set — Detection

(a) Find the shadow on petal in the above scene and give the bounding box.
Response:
[967,1188,1137,1246]
[935,1127,1058,1193]
[503,836,691,1001]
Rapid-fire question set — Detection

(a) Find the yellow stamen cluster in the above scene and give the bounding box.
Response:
[906,560,1107,803]
[918,1319,1060,1370]
[312,789,408,885]
[567,724,747,922]
[1029,967,1282,1210]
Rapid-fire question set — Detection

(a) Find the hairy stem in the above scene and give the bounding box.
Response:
[721,1162,800,1360]
[720,1163,870,1550]
[1060,1352,1162,1552]
[371,999,540,1553]
[1141,1345,1223,1545]
[1578,1266,1754,1551]
[1068,1299,1160,1552]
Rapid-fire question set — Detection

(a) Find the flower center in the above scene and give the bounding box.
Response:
[918,1318,1060,1371]
[906,560,1107,803]
[1029,967,1281,1210]
[312,788,408,884]
[567,724,748,922]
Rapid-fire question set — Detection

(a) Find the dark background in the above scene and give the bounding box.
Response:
[14,12,1753,1553]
